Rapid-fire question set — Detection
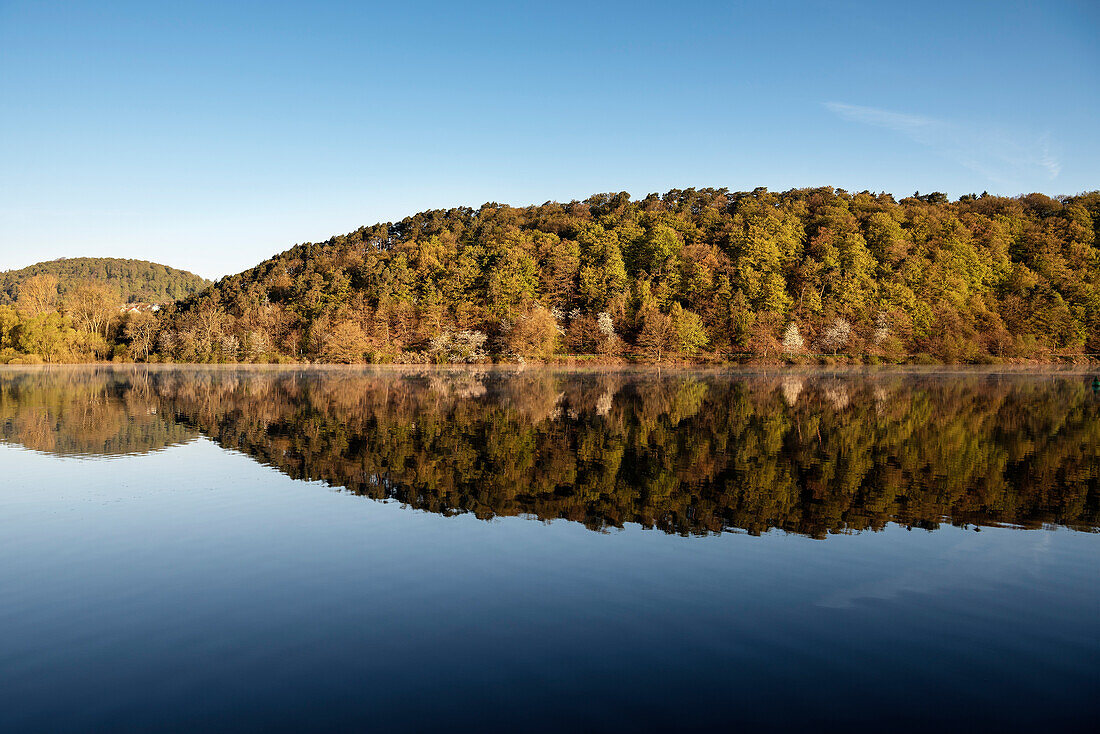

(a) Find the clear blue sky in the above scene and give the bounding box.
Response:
[1,0,1097,279]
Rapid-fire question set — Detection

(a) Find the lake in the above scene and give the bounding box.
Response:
[1,366,1097,731]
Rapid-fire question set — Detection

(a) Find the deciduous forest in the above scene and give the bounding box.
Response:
[2,188,1098,363]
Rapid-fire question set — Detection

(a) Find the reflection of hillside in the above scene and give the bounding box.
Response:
[2,367,1096,536]
[0,368,197,458]
[149,369,1100,538]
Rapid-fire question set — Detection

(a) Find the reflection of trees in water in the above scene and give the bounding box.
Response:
[141,368,1099,538]
[0,367,197,457]
[780,377,803,406]
[2,367,1096,537]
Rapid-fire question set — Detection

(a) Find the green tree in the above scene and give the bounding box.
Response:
[671,303,708,356]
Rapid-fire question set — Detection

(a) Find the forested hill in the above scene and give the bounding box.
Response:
[0,257,210,305]
[158,187,1100,363]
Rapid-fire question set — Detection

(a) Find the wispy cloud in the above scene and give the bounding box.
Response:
[814,529,1052,610]
[825,101,1061,185]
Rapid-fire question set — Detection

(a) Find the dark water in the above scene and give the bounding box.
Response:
[1,366,1097,731]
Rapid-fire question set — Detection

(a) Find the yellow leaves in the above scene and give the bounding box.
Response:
[15,274,59,316]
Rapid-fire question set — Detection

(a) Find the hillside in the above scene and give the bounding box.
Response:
[157,187,1100,363]
[0,257,210,305]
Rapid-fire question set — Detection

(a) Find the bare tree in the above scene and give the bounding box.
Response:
[16,274,59,316]
[65,283,117,338]
[123,311,158,361]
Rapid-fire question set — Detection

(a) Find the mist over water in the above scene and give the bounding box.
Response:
[1,366,1098,730]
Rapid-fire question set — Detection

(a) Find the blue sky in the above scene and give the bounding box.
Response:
[1,0,1097,279]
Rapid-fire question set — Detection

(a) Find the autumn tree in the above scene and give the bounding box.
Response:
[637,310,677,362]
[505,306,561,360]
[748,312,782,357]
[16,274,59,316]
[320,320,371,363]
[123,311,158,361]
[65,283,118,338]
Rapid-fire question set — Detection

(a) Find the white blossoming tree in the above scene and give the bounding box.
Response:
[816,318,852,355]
[781,323,804,354]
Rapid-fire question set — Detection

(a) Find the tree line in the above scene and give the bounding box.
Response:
[2,188,1099,363]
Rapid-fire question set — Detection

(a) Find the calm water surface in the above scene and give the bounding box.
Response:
[1,366,1098,731]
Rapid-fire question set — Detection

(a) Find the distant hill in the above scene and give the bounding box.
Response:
[0,257,210,305]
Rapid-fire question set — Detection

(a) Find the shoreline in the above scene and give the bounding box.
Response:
[2,360,1098,374]
[1,350,1098,369]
